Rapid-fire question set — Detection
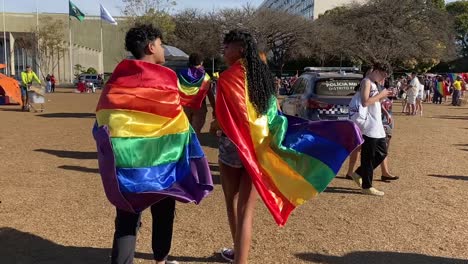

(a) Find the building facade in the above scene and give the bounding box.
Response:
[259,0,361,20]
[0,12,127,83]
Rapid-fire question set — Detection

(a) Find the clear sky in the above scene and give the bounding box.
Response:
[6,0,458,16]
[8,0,264,16]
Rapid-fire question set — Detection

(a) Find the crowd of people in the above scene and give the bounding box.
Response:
[396,73,468,116]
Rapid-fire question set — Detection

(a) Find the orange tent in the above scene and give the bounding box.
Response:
[0,64,22,106]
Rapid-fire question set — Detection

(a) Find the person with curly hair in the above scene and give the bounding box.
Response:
[216,29,275,264]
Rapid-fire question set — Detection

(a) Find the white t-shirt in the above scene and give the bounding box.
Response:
[360,79,386,139]
[410,77,421,94]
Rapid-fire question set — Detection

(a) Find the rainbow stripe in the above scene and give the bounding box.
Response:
[448,73,458,84]
[436,81,450,96]
[215,60,363,226]
[93,60,213,213]
[178,73,211,109]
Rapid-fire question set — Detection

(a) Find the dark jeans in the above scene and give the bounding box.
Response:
[355,136,388,189]
[433,92,442,104]
[111,198,176,264]
[452,90,461,106]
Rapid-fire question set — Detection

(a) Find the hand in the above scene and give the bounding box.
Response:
[379,89,392,99]
[386,115,392,125]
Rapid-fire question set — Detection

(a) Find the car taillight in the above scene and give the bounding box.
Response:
[308,99,333,109]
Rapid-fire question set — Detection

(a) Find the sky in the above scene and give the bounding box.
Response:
[5,0,458,16]
[8,0,264,16]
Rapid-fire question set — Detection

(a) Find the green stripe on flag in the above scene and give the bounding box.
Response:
[111,132,190,168]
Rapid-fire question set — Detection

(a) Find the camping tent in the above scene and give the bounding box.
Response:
[0,64,22,106]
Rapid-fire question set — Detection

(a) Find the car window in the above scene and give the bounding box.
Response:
[291,79,308,95]
[314,78,360,96]
[90,76,97,79]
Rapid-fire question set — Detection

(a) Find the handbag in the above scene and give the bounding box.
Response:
[349,90,369,131]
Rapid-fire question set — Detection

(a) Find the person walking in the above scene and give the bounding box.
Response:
[177,53,216,135]
[50,74,56,93]
[349,62,392,196]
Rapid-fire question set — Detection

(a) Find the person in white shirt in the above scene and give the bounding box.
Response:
[350,62,392,196]
[415,75,424,116]
[406,73,420,115]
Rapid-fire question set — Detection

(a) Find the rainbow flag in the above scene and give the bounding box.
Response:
[448,73,458,84]
[436,81,450,96]
[215,60,363,226]
[93,60,213,213]
[178,68,211,109]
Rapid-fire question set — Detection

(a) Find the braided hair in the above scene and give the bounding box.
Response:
[224,30,276,115]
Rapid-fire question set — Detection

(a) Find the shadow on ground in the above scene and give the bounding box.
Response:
[35,149,97,159]
[198,132,218,148]
[428,174,468,181]
[36,112,95,118]
[0,227,149,264]
[324,187,361,195]
[433,115,468,121]
[0,228,224,264]
[0,107,22,112]
[295,251,467,264]
[59,165,99,174]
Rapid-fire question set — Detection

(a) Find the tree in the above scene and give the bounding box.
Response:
[86,67,98,74]
[35,17,67,79]
[121,0,177,41]
[430,0,446,9]
[308,0,456,71]
[446,1,468,57]
[172,9,224,60]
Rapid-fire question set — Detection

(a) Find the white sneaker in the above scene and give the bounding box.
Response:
[220,247,234,262]
[350,172,362,188]
[362,187,385,196]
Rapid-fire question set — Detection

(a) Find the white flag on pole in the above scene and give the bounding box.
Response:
[100,4,117,25]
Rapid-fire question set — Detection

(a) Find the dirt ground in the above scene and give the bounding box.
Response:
[0,88,467,264]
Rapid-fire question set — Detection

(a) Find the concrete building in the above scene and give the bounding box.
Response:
[259,0,361,20]
[0,12,127,83]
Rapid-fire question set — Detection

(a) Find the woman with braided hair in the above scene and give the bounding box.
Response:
[215,29,275,264]
[215,29,362,263]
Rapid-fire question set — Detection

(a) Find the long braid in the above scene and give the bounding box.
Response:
[224,30,276,115]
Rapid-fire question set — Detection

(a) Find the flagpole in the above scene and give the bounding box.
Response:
[100,16,104,74]
[69,16,72,83]
[36,0,40,78]
[3,0,7,75]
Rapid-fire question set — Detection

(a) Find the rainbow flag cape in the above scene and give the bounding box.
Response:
[436,81,450,96]
[215,60,363,226]
[178,67,211,109]
[93,60,213,213]
[448,73,458,84]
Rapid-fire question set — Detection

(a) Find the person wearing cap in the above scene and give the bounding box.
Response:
[452,76,463,106]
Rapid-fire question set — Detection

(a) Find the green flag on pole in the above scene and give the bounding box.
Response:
[69,0,85,21]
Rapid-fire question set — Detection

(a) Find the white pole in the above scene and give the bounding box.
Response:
[69,18,72,83]
[3,0,7,75]
[36,0,40,78]
[100,18,104,74]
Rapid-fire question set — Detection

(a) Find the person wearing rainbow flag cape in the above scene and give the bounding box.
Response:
[215,29,363,264]
[93,24,213,264]
[177,53,216,135]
